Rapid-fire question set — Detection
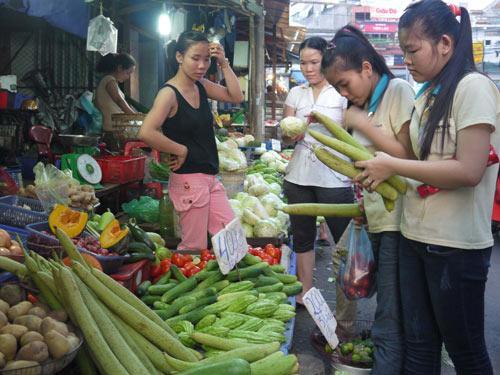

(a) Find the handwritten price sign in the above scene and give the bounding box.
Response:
[303,287,339,349]
[211,218,248,274]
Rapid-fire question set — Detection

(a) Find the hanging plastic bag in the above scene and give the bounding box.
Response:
[122,196,160,223]
[86,15,117,56]
[33,162,77,213]
[337,221,376,300]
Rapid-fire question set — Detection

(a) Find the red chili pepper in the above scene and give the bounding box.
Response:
[27,293,38,304]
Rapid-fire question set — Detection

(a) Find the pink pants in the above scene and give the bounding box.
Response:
[168,173,235,250]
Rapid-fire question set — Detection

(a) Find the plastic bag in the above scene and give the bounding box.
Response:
[122,196,159,223]
[33,162,78,213]
[337,221,376,300]
[86,15,117,56]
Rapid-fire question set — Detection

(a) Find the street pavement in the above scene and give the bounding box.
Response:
[291,237,500,374]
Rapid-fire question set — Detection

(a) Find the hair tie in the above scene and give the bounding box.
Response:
[327,40,336,50]
[448,4,461,16]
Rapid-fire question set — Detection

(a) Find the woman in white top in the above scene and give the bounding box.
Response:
[94,52,137,149]
[283,37,354,304]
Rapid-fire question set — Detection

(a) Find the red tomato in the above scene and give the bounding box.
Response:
[187,266,201,277]
[259,253,274,264]
[184,261,196,271]
[183,254,193,262]
[160,259,171,274]
[264,246,281,260]
[270,257,279,265]
[171,253,186,267]
[150,264,162,277]
[198,260,208,269]
[264,244,275,251]
[208,254,216,260]
[181,267,190,277]
[200,249,211,261]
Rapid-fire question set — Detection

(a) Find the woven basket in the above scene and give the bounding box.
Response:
[111,113,146,142]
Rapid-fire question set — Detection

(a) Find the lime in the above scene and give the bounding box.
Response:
[351,354,361,363]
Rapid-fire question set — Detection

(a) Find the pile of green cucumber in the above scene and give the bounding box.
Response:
[137,253,302,348]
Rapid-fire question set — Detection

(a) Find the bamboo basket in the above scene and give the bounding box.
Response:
[111,113,146,143]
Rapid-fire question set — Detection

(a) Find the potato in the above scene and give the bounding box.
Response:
[0,299,8,314]
[0,247,10,256]
[0,324,28,339]
[0,284,23,306]
[27,307,46,319]
[66,333,80,351]
[0,311,7,329]
[40,317,68,337]
[47,309,68,323]
[7,301,32,321]
[0,352,5,369]
[33,302,49,313]
[0,333,17,361]
[16,341,49,363]
[4,360,41,375]
[44,330,71,359]
[20,331,44,347]
[13,315,42,332]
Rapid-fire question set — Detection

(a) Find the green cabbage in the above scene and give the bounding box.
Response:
[279,116,307,138]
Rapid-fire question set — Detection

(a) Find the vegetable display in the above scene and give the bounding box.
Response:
[48,204,88,238]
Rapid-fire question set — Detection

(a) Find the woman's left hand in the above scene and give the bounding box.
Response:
[355,152,395,190]
[345,106,371,131]
[209,42,227,66]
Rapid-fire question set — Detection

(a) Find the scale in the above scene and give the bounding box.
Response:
[59,135,103,188]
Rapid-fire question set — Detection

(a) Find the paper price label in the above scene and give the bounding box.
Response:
[271,139,281,152]
[211,218,248,274]
[303,287,339,349]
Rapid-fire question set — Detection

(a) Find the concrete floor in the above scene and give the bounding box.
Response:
[291,237,500,374]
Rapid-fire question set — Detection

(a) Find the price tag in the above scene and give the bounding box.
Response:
[260,142,267,150]
[211,218,248,274]
[303,287,339,349]
[271,139,281,152]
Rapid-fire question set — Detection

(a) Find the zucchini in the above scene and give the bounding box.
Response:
[179,295,218,314]
[263,269,297,284]
[226,262,269,282]
[211,280,230,292]
[270,264,285,273]
[193,271,224,291]
[256,282,284,293]
[171,264,188,282]
[282,282,303,297]
[127,241,154,255]
[148,282,177,295]
[161,277,197,303]
[141,295,161,305]
[166,307,211,325]
[154,270,172,285]
[254,275,281,287]
[127,221,156,251]
[175,358,251,375]
[137,280,151,296]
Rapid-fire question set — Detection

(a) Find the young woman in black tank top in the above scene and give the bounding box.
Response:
[139,31,244,250]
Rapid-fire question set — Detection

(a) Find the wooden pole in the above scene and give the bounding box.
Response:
[253,13,265,141]
[272,24,277,120]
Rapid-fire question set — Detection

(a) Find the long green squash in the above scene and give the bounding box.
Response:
[72,262,199,362]
[314,147,399,201]
[282,203,362,217]
[308,129,407,194]
[311,111,370,153]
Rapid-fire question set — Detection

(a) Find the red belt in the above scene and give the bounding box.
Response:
[417,145,499,198]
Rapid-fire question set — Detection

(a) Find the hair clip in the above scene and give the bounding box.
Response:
[448,4,461,16]
[327,40,336,50]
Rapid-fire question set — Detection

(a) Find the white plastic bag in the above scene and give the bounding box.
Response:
[86,15,118,55]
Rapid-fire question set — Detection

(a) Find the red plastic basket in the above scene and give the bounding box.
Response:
[95,155,146,184]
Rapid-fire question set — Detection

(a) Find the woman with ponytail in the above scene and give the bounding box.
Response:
[321,25,414,374]
[139,31,244,250]
[355,1,499,373]
[94,52,137,147]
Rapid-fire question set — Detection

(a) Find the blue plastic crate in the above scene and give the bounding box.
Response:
[0,195,47,228]
[26,221,128,273]
[0,224,28,246]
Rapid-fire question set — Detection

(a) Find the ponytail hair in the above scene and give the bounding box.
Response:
[165,30,209,75]
[399,0,476,160]
[96,52,136,74]
[322,24,394,79]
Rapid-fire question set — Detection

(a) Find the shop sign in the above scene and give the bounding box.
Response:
[473,41,484,64]
[304,287,339,349]
[370,6,401,20]
[358,22,398,33]
[211,218,248,274]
